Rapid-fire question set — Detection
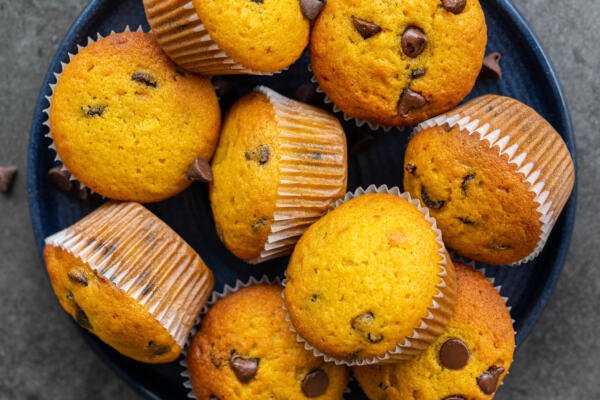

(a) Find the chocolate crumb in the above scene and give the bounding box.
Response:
[481,52,503,80]
[410,68,426,79]
[0,166,17,193]
[405,163,417,175]
[82,105,106,117]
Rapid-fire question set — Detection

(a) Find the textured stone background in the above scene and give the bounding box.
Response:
[0,0,598,399]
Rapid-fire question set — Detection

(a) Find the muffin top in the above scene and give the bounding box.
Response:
[354,263,515,400]
[49,32,221,202]
[194,0,310,72]
[284,193,447,361]
[311,0,487,126]
[187,284,349,399]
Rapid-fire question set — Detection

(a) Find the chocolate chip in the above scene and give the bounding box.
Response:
[131,72,158,88]
[294,83,320,105]
[212,77,235,99]
[441,0,467,14]
[301,0,326,21]
[81,105,106,117]
[443,396,466,400]
[75,305,92,330]
[405,163,417,175]
[245,145,270,165]
[410,68,426,79]
[439,338,470,370]
[477,366,505,395]
[67,269,88,286]
[367,332,383,343]
[352,17,382,39]
[397,89,427,116]
[421,186,445,209]
[458,216,475,225]
[186,157,213,183]
[148,341,171,356]
[401,27,428,58]
[252,217,268,231]
[481,52,503,80]
[301,369,329,398]
[351,311,374,331]
[310,294,319,302]
[461,174,476,194]
[229,353,259,383]
[0,166,17,193]
[48,167,73,192]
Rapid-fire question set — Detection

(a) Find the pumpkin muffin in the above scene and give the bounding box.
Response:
[210,87,347,264]
[143,0,310,75]
[354,263,515,400]
[48,31,221,203]
[186,283,349,399]
[44,202,214,363]
[404,95,575,265]
[284,187,456,365]
[310,0,487,127]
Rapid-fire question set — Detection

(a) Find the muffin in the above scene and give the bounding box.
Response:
[311,0,487,127]
[210,86,348,264]
[48,32,221,203]
[284,186,457,365]
[186,283,349,399]
[354,263,515,400]
[143,0,310,75]
[44,202,214,363]
[404,95,575,265]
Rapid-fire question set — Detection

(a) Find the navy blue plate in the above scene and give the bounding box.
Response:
[28,0,577,398]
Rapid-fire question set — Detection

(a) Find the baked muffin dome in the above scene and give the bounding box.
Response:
[49,32,221,202]
[354,263,515,400]
[310,0,487,127]
[404,95,575,265]
[284,190,456,364]
[187,283,349,399]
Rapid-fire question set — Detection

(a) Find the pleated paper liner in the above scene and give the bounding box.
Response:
[248,86,348,264]
[414,95,575,265]
[45,202,214,349]
[143,0,277,76]
[179,276,352,399]
[282,184,458,366]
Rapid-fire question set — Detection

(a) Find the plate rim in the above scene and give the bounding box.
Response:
[26,0,578,399]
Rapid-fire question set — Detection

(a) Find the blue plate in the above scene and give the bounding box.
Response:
[28,0,577,398]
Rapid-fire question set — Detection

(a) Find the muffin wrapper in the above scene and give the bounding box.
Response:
[42,26,146,195]
[414,95,575,265]
[179,275,352,399]
[45,202,214,348]
[282,184,458,366]
[143,0,276,75]
[247,86,348,264]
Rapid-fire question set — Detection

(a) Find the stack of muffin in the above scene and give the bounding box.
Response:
[41,0,575,399]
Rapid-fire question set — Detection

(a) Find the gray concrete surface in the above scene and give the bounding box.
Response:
[0,0,598,399]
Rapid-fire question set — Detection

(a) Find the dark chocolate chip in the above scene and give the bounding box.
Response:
[405,163,417,175]
[439,338,470,370]
[148,341,171,356]
[245,145,271,166]
[294,83,319,105]
[252,217,269,231]
[186,157,213,183]
[310,294,319,302]
[461,174,476,194]
[401,27,428,58]
[301,369,329,398]
[397,89,427,116]
[229,353,259,383]
[0,166,17,193]
[367,332,384,343]
[67,269,88,286]
[301,0,326,21]
[75,305,92,330]
[458,216,475,225]
[421,186,445,209]
[410,68,426,79]
[481,52,502,80]
[351,311,374,331]
[352,17,382,39]
[443,396,466,400]
[477,366,505,395]
[131,72,158,88]
[48,167,73,192]
[441,0,467,14]
[82,105,106,117]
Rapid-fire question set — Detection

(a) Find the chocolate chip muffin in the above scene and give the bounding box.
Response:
[186,284,349,399]
[404,95,575,265]
[144,0,310,75]
[284,187,457,365]
[48,32,221,202]
[209,87,347,264]
[354,263,515,399]
[44,202,214,363]
[310,0,487,127]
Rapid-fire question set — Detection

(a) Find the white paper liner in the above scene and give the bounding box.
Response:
[282,184,456,366]
[143,0,279,75]
[413,100,571,265]
[45,202,214,348]
[247,86,347,264]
